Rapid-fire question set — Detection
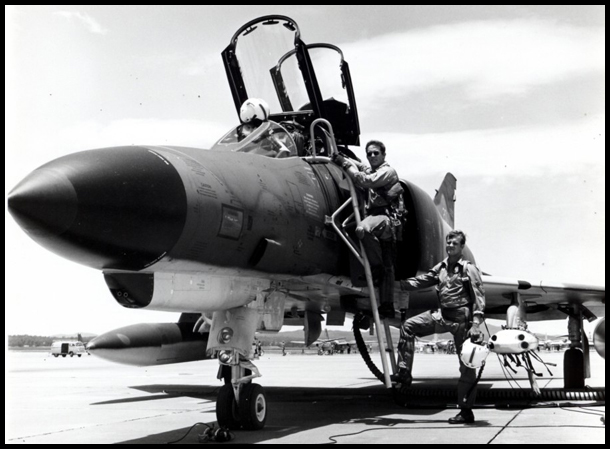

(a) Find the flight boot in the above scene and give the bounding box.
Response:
[390,369,412,387]
[377,263,396,319]
[378,302,396,319]
[448,408,475,424]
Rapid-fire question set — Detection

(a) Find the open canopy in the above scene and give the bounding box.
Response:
[222,15,360,146]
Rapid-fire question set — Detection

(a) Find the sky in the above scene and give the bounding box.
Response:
[5,6,605,338]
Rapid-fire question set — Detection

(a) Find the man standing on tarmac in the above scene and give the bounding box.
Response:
[332,140,403,319]
[395,230,485,424]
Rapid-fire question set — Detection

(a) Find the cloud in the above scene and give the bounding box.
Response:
[341,19,604,105]
[5,118,232,195]
[358,113,605,180]
[54,118,231,152]
[54,11,108,35]
[180,52,224,77]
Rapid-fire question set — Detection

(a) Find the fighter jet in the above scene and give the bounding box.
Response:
[538,335,571,352]
[7,15,605,431]
[292,329,362,354]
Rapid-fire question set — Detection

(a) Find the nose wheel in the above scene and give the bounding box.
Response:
[209,308,267,430]
[239,383,267,430]
[215,357,267,430]
[216,384,241,429]
[216,382,267,430]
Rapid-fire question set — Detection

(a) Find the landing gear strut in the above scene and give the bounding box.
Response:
[216,356,267,430]
[207,307,268,430]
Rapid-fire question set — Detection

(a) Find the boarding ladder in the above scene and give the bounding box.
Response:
[302,118,396,388]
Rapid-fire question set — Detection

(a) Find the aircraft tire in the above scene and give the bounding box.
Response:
[564,347,585,389]
[216,384,241,430]
[78,354,82,357]
[53,354,58,358]
[62,354,66,357]
[239,383,267,430]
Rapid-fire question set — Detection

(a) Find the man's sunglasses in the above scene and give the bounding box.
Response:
[367,151,381,157]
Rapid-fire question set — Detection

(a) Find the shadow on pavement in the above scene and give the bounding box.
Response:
[114,384,447,444]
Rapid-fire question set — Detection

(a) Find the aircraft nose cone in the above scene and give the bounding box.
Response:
[86,324,163,365]
[8,146,188,270]
[87,331,133,352]
[86,331,135,364]
[8,169,77,237]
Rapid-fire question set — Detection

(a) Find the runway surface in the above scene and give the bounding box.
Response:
[6,348,605,444]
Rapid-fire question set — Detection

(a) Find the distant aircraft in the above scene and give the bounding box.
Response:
[292,329,362,354]
[538,335,571,352]
[416,338,455,354]
[8,15,605,431]
[291,339,348,355]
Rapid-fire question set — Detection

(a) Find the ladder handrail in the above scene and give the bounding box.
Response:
[327,197,363,263]
[344,171,392,389]
[303,119,392,388]
[308,118,339,159]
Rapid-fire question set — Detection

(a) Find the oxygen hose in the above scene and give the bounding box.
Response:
[352,314,385,383]
[353,314,605,403]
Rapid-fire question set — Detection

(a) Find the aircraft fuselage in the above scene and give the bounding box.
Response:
[8,144,474,315]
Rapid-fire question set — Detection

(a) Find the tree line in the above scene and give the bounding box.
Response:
[9,335,54,347]
[8,335,95,347]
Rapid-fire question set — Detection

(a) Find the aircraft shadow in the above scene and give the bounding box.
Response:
[91,393,198,406]
[113,383,485,444]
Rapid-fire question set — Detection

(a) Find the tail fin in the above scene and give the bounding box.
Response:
[433,173,457,228]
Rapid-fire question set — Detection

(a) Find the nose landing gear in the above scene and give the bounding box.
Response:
[208,307,268,430]
[216,356,267,430]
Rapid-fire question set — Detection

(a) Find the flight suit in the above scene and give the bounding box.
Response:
[350,161,402,311]
[398,258,485,408]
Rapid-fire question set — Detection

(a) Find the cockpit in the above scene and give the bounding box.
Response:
[210,121,299,158]
[218,15,360,158]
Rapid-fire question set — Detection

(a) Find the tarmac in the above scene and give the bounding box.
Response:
[6,348,605,444]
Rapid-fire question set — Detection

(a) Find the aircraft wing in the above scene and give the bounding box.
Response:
[480,275,605,321]
[278,273,604,324]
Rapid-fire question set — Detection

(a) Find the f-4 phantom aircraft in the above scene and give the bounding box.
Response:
[8,15,605,430]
